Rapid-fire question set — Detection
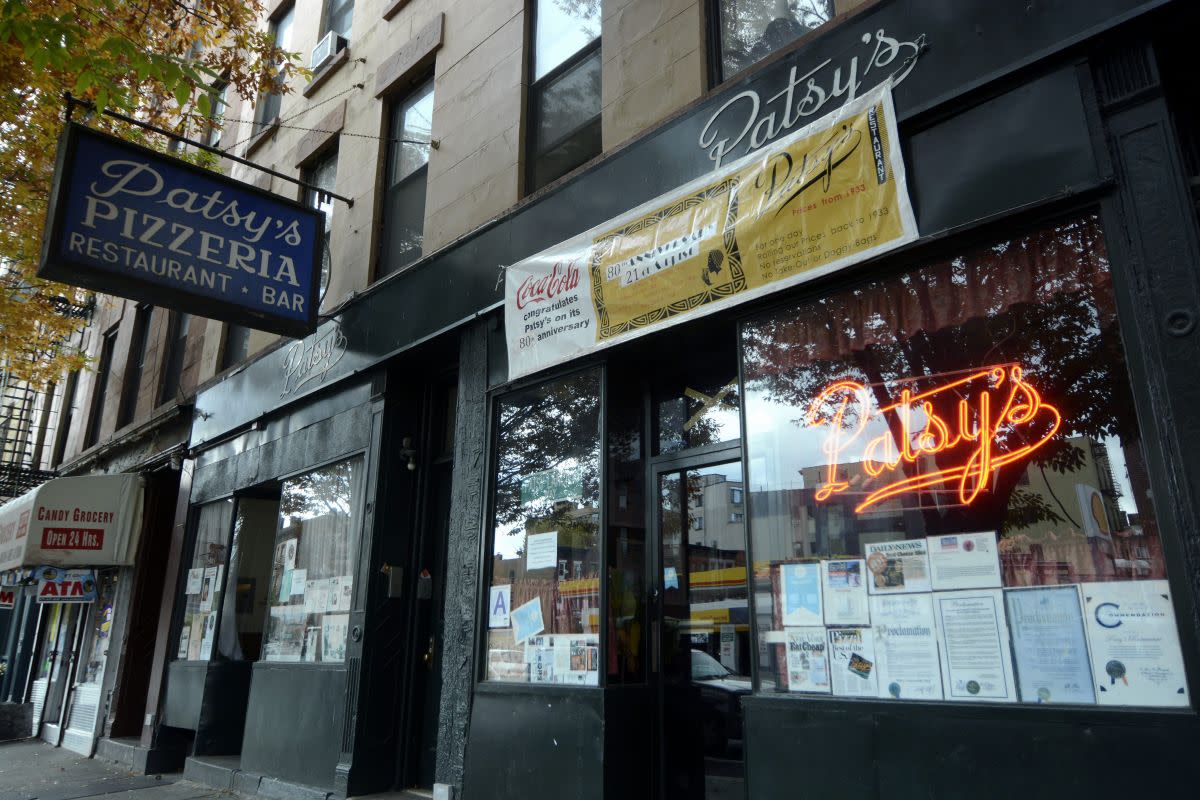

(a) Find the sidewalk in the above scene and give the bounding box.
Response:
[0,740,221,800]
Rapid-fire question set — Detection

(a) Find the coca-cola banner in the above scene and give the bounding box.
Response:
[505,81,918,381]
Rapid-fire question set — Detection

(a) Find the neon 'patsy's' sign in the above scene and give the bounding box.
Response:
[805,365,1061,513]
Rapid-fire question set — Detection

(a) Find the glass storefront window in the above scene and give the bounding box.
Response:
[177,499,234,661]
[742,214,1191,707]
[261,458,363,663]
[485,369,602,685]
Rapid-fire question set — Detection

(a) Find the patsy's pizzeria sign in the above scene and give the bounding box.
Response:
[505,82,918,380]
[39,124,324,338]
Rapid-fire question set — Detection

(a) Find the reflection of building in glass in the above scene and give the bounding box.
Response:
[749,432,1166,584]
[686,471,746,555]
[678,470,749,660]
[489,500,602,641]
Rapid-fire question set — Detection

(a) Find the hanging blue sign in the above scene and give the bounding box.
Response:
[38,124,323,338]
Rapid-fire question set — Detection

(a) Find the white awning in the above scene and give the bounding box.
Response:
[0,474,144,572]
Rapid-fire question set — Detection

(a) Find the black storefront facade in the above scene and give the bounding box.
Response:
[463,2,1200,798]
[136,1,1200,798]
[139,330,461,795]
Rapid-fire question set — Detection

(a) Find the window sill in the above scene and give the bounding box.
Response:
[302,47,351,99]
[252,659,349,671]
[475,681,602,695]
[382,0,410,21]
[244,118,280,157]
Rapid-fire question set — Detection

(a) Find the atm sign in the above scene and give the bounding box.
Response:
[36,568,97,604]
[42,527,104,550]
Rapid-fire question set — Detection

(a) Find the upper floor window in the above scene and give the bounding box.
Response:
[220,324,252,372]
[51,370,80,467]
[303,148,338,305]
[256,4,295,134]
[380,79,434,279]
[84,327,118,449]
[159,312,191,406]
[714,0,835,83]
[323,0,354,38]
[203,82,229,148]
[117,304,152,429]
[527,0,601,193]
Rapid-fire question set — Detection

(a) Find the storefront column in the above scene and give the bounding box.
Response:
[1095,41,1200,660]
[435,320,491,791]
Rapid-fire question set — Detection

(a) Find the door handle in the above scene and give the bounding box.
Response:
[422,635,435,669]
[650,621,660,674]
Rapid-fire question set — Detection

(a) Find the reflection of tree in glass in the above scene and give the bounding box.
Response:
[536,51,600,151]
[552,0,600,41]
[383,222,424,269]
[281,461,356,522]
[494,372,601,545]
[724,1,833,76]
[742,215,1135,533]
[658,380,740,452]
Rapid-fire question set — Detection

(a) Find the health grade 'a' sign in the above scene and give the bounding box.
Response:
[505,81,918,379]
[39,124,323,338]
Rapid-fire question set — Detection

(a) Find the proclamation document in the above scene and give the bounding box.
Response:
[1005,586,1096,705]
[933,589,1016,702]
[871,593,944,700]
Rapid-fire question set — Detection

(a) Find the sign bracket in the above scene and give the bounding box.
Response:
[63,92,355,208]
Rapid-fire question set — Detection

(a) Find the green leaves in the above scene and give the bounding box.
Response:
[172,78,191,110]
[29,43,50,71]
[73,69,95,96]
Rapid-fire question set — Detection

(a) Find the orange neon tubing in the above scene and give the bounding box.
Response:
[805,365,1062,513]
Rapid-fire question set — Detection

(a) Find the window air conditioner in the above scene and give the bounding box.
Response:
[311,31,348,71]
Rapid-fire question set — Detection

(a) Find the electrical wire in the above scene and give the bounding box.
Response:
[219,116,433,145]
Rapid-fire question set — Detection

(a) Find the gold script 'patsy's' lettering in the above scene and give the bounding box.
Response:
[805,365,1061,513]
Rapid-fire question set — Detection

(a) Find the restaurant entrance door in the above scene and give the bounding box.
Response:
[652,453,750,800]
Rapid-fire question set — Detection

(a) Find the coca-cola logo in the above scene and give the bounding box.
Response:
[515,260,581,309]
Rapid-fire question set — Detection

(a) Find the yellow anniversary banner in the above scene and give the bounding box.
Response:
[505,81,917,379]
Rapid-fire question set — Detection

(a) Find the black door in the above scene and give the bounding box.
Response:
[652,454,749,800]
[396,374,456,790]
